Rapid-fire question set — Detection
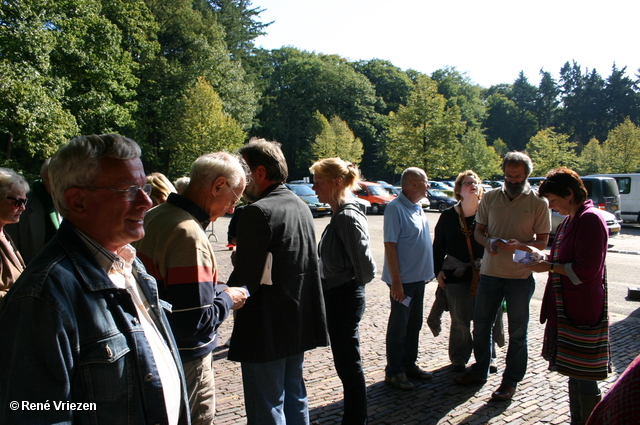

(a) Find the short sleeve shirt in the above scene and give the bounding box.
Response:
[382,192,435,284]
[476,184,551,279]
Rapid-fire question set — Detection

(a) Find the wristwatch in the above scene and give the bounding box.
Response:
[549,263,555,274]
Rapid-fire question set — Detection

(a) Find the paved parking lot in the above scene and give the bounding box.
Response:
[209,216,640,424]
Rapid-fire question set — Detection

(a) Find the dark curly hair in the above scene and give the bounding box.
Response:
[538,167,588,204]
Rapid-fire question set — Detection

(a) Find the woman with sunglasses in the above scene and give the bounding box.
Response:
[0,167,29,298]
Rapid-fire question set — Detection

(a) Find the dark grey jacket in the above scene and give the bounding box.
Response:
[319,200,376,290]
[228,184,329,363]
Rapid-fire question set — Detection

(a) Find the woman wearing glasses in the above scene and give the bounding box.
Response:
[431,170,486,372]
[0,167,29,297]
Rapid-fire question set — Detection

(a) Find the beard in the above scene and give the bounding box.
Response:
[504,179,526,198]
[242,180,260,203]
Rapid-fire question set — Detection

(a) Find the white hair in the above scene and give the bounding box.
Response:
[48,134,141,217]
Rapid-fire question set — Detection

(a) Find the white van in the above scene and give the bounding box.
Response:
[588,174,640,223]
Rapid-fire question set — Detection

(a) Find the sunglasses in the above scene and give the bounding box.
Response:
[6,197,28,207]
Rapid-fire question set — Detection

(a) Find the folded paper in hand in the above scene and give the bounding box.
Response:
[260,252,273,285]
[513,249,544,265]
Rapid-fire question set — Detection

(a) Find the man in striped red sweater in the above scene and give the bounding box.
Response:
[135,152,248,425]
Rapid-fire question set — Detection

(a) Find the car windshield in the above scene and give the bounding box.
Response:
[368,185,388,196]
[288,184,315,196]
[429,189,445,196]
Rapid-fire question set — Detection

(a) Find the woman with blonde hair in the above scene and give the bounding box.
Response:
[146,172,177,207]
[0,167,29,297]
[310,158,376,425]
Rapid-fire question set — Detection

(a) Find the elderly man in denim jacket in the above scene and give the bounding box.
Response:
[0,134,189,425]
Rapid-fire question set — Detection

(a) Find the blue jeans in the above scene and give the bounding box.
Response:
[325,281,367,425]
[385,281,426,376]
[241,353,309,425]
[471,275,535,387]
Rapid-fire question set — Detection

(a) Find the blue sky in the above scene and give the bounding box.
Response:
[253,0,640,88]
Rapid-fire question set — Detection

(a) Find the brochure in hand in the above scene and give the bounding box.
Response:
[513,248,545,265]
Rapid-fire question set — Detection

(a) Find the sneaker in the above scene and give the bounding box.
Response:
[385,372,415,390]
[405,365,433,380]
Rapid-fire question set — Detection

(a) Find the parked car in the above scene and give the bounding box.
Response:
[354,181,396,214]
[426,189,457,211]
[348,192,370,215]
[529,176,622,221]
[285,183,331,217]
[428,181,454,191]
[587,173,640,223]
[550,208,620,241]
[378,181,400,196]
[483,180,503,188]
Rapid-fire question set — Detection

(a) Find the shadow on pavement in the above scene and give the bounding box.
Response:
[309,366,510,425]
[609,306,640,375]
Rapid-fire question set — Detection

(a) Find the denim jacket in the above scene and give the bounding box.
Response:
[0,220,190,425]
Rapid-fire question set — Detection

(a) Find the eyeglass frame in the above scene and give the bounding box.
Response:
[225,182,243,207]
[76,184,153,202]
[6,196,28,208]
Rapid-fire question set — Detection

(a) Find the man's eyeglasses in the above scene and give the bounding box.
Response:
[79,184,153,202]
[6,197,28,207]
[225,182,243,207]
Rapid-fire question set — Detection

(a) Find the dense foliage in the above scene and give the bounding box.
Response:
[2,0,640,182]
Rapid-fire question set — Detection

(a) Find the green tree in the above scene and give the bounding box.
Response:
[309,112,363,165]
[602,118,640,173]
[458,128,501,179]
[209,0,271,64]
[253,48,379,178]
[492,138,509,157]
[352,59,413,115]
[484,91,537,151]
[527,128,578,176]
[536,70,560,129]
[602,64,640,131]
[0,0,148,173]
[577,138,606,175]
[559,61,607,144]
[511,71,538,112]
[385,75,465,177]
[432,66,486,130]
[0,62,78,173]
[165,76,245,178]
[136,0,258,173]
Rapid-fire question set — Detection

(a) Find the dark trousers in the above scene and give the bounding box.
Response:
[324,281,367,425]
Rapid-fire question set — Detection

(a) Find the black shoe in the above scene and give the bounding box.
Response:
[452,364,466,373]
[453,372,486,386]
[406,365,433,380]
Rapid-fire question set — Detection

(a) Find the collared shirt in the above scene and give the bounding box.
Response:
[476,183,550,279]
[166,192,210,229]
[382,192,435,284]
[75,228,182,425]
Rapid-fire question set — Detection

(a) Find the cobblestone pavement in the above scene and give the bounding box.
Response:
[208,229,640,425]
